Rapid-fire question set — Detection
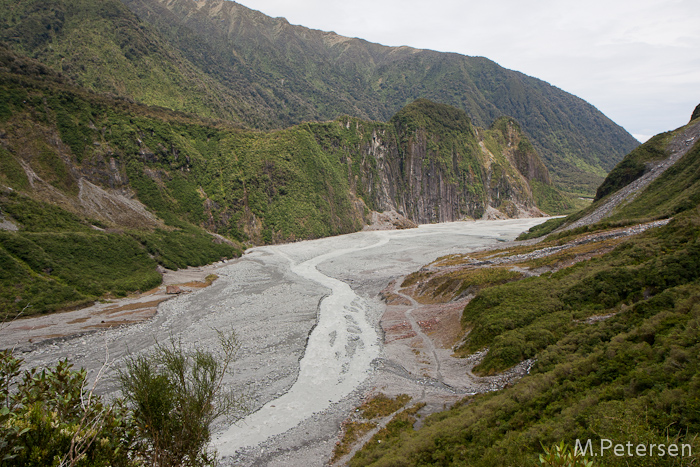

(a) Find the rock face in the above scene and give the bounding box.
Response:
[691,104,700,123]
[344,101,548,224]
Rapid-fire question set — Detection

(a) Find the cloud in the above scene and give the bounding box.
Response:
[238,0,700,137]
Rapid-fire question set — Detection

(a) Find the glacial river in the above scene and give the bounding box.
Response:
[210,218,547,459]
[2,218,548,464]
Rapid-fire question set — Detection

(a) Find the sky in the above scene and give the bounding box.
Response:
[236,0,699,142]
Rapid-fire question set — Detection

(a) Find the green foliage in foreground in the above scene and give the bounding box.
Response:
[0,351,132,467]
[350,209,700,466]
[119,332,244,466]
[1,332,243,466]
[539,442,593,467]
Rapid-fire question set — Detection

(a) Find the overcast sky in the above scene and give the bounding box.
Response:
[236,0,699,142]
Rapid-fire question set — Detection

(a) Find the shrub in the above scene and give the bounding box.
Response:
[0,350,132,467]
[119,331,245,466]
[539,441,593,467]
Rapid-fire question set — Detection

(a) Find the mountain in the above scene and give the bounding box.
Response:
[0,46,573,316]
[523,106,700,238]
[0,0,638,195]
[346,107,700,465]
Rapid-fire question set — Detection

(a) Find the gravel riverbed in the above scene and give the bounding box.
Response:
[1,218,549,466]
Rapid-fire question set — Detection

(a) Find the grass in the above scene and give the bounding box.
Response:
[360,394,412,420]
[0,190,240,318]
[333,394,413,463]
[332,421,377,463]
[403,267,523,304]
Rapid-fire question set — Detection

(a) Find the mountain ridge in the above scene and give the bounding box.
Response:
[0,0,639,195]
[0,52,571,316]
[123,0,638,194]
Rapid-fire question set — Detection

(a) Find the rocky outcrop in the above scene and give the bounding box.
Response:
[345,101,548,224]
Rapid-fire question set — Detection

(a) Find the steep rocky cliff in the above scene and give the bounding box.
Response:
[313,101,556,225]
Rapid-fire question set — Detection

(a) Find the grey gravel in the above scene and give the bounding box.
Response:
[2,218,549,466]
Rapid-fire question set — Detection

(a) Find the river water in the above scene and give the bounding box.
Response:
[210,218,547,459]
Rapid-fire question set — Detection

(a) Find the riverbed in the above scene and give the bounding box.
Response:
[1,217,548,466]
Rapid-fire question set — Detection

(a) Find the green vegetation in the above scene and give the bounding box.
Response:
[539,442,593,467]
[521,118,700,242]
[350,208,700,466]
[360,394,412,420]
[333,421,377,462]
[1,0,637,196]
[403,266,524,304]
[1,332,243,466]
[605,139,700,222]
[531,181,586,215]
[333,394,414,462]
[460,210,700,374]
[595,133,672,201]
[0,35,592,317]
[0,351,132,466]
[391,99,485,188]
[119,332,243,466]
[350,115,700,466]
[0,191,238,318]
[517,216,568,240]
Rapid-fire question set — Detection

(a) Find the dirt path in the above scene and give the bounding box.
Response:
[396,280,445,384]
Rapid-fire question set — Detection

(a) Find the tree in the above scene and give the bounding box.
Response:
[119,330,245,467]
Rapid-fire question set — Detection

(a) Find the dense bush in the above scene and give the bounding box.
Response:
[0,351,132,467]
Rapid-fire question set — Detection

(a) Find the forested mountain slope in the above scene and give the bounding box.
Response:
[0,49,570,317]
[0,0,638,195]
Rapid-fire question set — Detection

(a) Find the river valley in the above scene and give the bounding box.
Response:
[1,218,549,466]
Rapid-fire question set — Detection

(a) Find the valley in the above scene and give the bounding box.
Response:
[0,217,549,466]
[1,0,698,465]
